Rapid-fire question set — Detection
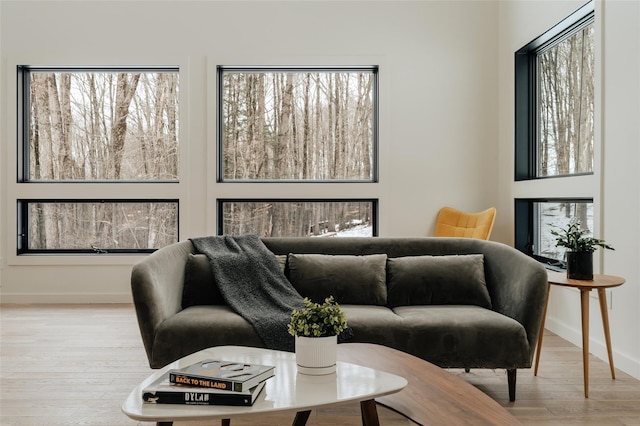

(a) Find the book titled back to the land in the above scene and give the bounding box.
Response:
[142,373,266,406]
[168,359,275,392]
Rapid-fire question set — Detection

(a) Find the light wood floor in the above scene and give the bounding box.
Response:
[1,304,639,425]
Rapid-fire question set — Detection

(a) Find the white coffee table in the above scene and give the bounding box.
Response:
[122,345,407,426]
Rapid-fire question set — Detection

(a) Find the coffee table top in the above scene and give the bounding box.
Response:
[122,345,407,423]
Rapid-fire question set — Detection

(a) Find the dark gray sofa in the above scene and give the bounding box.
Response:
[131,237,548,401]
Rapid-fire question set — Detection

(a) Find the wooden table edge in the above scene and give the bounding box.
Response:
[338,343,520,426]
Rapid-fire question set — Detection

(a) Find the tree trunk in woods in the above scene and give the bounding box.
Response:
[110,73,140,179]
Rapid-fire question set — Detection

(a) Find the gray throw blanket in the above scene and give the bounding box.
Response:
[190,235,305,352]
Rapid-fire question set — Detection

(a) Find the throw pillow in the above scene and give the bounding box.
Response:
[287,253,388,305]
[386,254,491,309]
[182,253,288,308]
[182,253,225,308]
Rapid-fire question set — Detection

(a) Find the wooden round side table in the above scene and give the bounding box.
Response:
[534,270,625,398]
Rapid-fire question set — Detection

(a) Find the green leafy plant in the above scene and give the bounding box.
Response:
[550,221,614,253]
[288,296,348,338]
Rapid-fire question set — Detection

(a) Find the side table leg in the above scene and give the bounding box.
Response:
[597,288,616,379]
[360,399,380,426]
[580,289,590,398]
[534,282,551,376]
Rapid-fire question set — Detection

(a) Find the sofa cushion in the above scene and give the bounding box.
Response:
[182,253,288,308]
[392,305,529,368]
[386,254,491,308]
[340,305,408,348]
[287,253,388,305]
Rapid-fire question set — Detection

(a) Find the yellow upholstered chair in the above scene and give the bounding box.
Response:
[434,207,496,240]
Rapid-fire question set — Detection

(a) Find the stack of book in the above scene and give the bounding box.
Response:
[142,359,275,406]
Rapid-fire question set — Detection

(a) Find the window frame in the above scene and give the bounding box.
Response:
[514,197,593,270]
[513,1,600,273]
[13,64,184,257]
[17,198,180,255]
[216,65,379,183]
[216,198,379,237]
[18,65,180,183]
[514,1,595,181]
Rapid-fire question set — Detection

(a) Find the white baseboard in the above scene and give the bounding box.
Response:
[0,292,133,304]
[545,315,640,380]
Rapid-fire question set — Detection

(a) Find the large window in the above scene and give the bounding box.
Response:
[514,2,597,267]
[218,200,377,237]
[537,23,594,177]
[515,3,594,181]
[218,66,378,182]
[217,66,379,238]
[20,67,179,181]
[17,67,180,254]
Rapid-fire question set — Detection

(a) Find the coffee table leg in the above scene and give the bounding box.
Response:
[360,399,380,426]
[292,410,311,426]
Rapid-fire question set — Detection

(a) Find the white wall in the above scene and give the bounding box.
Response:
[0,1,499,302]
[498,0,640,379]
[600,0,640,380]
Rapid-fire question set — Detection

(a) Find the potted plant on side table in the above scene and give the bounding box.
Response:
[551,221,614,280]
[288,296,348,375]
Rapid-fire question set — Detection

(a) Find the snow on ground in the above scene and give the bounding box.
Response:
[335,225,373,237]
[311,224,373,238]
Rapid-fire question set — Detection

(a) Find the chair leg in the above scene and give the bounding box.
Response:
[464,368,470,373]
[507,369,517,402]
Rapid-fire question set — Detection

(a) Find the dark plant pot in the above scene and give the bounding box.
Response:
[566,251,593,280]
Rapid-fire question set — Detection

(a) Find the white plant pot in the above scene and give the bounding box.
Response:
[295,335,337,375]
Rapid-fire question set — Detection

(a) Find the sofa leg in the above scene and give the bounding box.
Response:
[507,369,516,402]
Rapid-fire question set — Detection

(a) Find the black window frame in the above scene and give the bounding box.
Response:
[217,198,379,237]
[216,65,379,183]
[16,65,182,256]
[514,197,593,270]
[17,199,179,255]
[17,65,180,183]
[514,1,595,181]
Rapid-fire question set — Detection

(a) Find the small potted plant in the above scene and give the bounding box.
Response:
[288,296,348,375]
[551,220,614,280]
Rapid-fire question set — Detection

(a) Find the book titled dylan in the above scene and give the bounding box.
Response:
[168,359,275,392]
[142,372,266,406]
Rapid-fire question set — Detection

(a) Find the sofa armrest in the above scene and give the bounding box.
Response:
[483,242,549,363]
[131,240,194,367]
